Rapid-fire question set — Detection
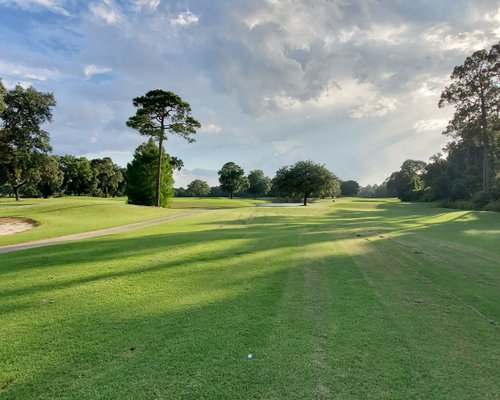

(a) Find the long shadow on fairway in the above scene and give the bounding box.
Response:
[2,206,499,321]
[1,202,500,399]
[2,240,499,398]
[0,215,347,301]
[2,205,499,277]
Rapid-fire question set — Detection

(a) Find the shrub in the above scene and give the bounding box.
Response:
[440,200,475,210]
[472,191,491,208]
[484,200,500,212]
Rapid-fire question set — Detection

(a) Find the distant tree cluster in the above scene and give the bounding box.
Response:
[272,160,339,205]
[5,42,496,212]
[340,180,360,196]
[186,179,210,197]
[357,182,391,198]
[0,86,199,207]
[384,152,500,211]
[0,152,125,199]
[0,82,125,199]
[377,42,500,211]
[438,41,499,195]
[176,161,340,206]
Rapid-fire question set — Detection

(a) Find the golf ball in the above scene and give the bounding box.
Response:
[247,354,253,359]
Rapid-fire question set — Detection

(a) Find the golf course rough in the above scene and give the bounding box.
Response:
[0,197,498,399]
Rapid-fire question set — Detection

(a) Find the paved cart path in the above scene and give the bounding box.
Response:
[0,210,205,254]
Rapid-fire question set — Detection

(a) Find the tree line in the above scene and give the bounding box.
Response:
[0,83,344,206]
[364,41,499,211]
[1,41,498,210]
[177,160,342,206]
[0,153,126,199]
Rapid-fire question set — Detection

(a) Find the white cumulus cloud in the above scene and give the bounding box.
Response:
[0,0,69,15]
[201,123,221,134]
[0,59,58,81]
[170,11,199,26]
[83,64,112,78]
[413,119,448,133]
[133,0,160,10]
[90,0,123,25]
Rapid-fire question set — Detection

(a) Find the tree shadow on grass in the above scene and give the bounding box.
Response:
[2,241,499,399]
[0,215,348,302]
[1,201,500,398]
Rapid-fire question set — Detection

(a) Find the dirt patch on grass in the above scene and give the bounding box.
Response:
[0,217,38,236]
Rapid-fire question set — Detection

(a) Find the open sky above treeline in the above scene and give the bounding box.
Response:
[0,0,498,187]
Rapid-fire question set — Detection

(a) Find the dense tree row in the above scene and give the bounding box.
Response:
[357,182,391,198]
[378,42,500,211]
[176,160,341,206]
[0,83,123,199]
[2,41,497,211]
[0,153,125,199]
[383,151,499,211]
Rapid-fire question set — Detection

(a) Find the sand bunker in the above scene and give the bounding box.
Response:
[0,217,38,235]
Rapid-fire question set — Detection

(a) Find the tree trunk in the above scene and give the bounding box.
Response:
[303,193,308,206]
[466,144,470,171]
[13,185,20,201]
[480,102,490,193]
[155,133,164,207]
[482,134,490,193]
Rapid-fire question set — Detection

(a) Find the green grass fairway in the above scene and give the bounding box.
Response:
[0,198,499,399]
[171,197,267,209]
[0,197,267,246]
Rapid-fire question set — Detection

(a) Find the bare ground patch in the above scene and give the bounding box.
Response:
[0,217,38,236]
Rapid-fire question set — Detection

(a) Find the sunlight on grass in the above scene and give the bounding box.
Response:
[0,197,185,246]
[1,197,499,399]
[464,229,500,237]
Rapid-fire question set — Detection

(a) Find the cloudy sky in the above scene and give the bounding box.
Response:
[0,0,498,187]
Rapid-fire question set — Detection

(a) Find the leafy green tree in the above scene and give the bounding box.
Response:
[320,178,341,198]
[37,155,64,198]
[358,185,376,198]
[169,156,184,172]
[340,180,360,196]
[387,160,427,201]
[0,84,56,200]
[247,169,271,199]
[359,181,392,198]
[272,166,295,199]
[218,162,249,199]
[209,186,226,197]
[114,167,127,197]
[126,90,200,207]
[174,187,189,197]
[59,155,96,196]
[272,160,338,205]
[439,41,500,193]
[0,79,6,113]
[91,157,124,197]
[187,179,211,197]
[126,139,174,207]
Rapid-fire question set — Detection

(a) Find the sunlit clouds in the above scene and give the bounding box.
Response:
[0,0,498,186]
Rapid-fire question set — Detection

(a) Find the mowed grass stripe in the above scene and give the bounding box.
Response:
[341,231,499,399]
[386,234,499,322]
[0,199,499,399]
[0,207,317,398]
